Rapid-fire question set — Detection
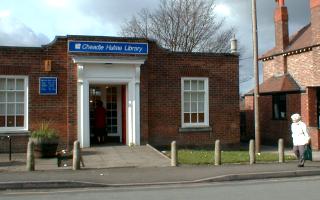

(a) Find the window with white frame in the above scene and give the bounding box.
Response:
[181,78,209,127]
[0,76,28,131]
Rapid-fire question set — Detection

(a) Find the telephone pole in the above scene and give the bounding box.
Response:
[251,0,260,153]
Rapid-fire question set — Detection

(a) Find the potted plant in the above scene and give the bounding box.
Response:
[30,121,59,158]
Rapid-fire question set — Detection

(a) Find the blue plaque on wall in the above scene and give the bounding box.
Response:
[39,77,57,95]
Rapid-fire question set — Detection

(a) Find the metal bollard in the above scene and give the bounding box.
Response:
[249,139,255,165]
[214,140,221,166]
[278,138,284,163]
[26,140,35,171]
[73,141,81,170]
[171,141,177,167]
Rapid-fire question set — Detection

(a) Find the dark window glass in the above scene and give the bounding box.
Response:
[273,94,286,120]
[184,113,190,123]
[0,116,5,127]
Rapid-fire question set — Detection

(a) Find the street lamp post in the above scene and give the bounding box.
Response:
[251,0,260,153]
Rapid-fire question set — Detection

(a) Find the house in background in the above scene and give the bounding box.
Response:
[244,0,320,149]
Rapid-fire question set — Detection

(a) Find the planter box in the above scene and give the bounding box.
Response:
[30,138,59,158]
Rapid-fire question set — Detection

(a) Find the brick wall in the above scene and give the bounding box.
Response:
[274,6,289,51]
[303,88,320,149]
[263,57,288,81]
[263,56,288,79]
[244,93,302,146]
[287,52,314,87]
[146,43,240,147]
[0,47,39,152]
[0,36,240,152]
[244,96,254,141]
[307,88,318,127]
[263,52,315,87]
[0,135,29,153]
[263,59,276,81]
[244,89,320,149]
[259,95,288,145]
[311,0,320,44]
[0,42,73,152]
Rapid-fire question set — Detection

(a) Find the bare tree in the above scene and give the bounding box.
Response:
[120,0,235,53]
[120,8,151,38]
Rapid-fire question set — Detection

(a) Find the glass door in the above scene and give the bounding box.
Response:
[106,86,118,136]
[105,86,122,143]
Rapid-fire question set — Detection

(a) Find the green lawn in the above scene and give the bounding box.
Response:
[168,149,296,165]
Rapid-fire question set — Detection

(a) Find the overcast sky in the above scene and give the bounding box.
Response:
[0,0,311,94]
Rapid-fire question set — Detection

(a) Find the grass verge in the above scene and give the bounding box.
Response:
[165,149,296,165]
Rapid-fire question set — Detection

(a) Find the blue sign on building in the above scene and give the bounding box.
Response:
[68,41,148,54]
[39,77,57,95]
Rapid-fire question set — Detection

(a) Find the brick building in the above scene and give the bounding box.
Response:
[0,35,240,152]
[244,0,320,149]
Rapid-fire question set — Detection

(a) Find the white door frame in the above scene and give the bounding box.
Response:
[73,56,145,148]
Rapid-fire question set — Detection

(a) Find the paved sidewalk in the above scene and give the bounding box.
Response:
[0,145,320,190]
[0,145,171,172]
[0,162,320,190]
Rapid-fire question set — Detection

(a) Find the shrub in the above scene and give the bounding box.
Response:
[31,121,59,140]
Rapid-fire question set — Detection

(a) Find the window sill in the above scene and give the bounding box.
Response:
[0,130,30,137]
[179,126,212,133]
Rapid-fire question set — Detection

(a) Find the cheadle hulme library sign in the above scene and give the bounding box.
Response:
[68,41,148,54]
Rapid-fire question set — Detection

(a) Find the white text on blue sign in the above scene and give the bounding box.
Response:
[68,41,148,54]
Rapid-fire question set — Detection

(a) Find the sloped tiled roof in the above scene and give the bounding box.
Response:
[245,74,302,95]
[261,24,312,59]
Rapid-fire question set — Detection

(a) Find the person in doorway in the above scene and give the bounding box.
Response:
[94,100,106,144]
[291,113,310,167]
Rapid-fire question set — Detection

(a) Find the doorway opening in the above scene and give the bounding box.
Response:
[89,84,126,146]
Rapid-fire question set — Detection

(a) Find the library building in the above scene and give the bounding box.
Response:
[0,35,240,152]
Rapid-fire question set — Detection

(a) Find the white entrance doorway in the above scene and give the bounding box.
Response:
[73,56,146,148]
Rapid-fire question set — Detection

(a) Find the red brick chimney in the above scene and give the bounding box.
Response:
[274,0,289,52]
[310,0,320,44]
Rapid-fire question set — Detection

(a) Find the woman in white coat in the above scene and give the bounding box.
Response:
[291,113,310,167]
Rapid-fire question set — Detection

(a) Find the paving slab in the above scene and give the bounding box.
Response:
[81,145,170,168]
[0,145,171,172]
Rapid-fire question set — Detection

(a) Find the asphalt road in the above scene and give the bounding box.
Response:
[2,176,320,200]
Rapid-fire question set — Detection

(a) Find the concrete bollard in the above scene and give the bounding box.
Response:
[26,140,35,171]
[214,140,221,166]
[73,140,81,170]
[171,141,177,167]
[249,139,255,165]
[278,138,284,163]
